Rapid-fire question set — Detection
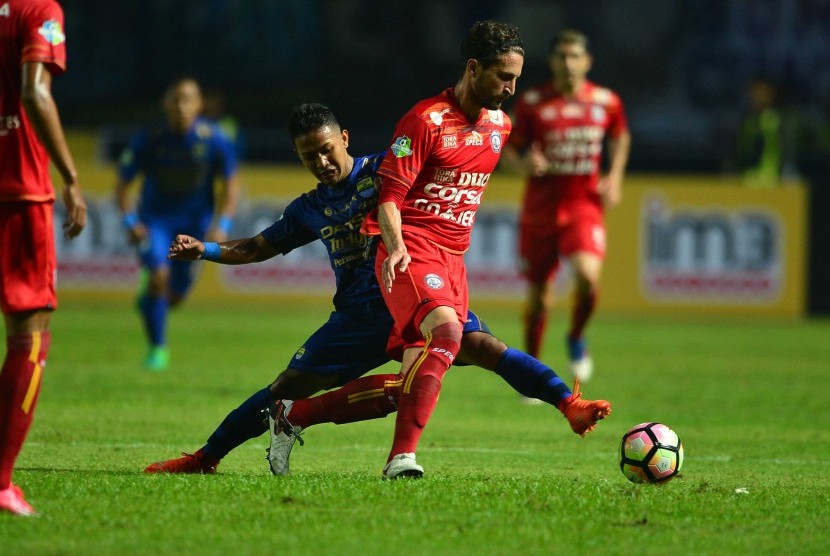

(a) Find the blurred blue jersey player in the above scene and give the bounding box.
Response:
[116,78,240,371]
[144,104,610,475]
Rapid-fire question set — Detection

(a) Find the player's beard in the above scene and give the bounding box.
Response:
[473,80,510,111]
[485,96,509,110]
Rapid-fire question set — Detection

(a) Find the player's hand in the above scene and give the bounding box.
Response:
[526,143,549,177]
[126,222,148,245]
[168,234,204,261]
[598,175,622,207]
[62,183,87,239]
[382,248,410,293]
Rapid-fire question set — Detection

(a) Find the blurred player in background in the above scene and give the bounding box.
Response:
[144,103,609,477]
[503,29,630,383]
[0,0,87,516]
[360,20,536,479]
[115,77,240,371]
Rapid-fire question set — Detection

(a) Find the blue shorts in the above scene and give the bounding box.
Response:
[139,212,212,297]
[286,302,395,387]
[287,306,491,385]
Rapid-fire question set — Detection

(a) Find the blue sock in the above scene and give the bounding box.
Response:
[138,294,168,347]
[202,387,274,460]
[494,347,571,406]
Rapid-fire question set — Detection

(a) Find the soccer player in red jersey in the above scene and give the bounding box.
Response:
[0,0,87,516]
[503,30,631,383]
[361,20,526,479]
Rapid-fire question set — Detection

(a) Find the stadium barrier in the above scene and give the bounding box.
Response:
[56,133,807,317]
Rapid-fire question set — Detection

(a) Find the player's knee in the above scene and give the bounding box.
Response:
[458,331,507,370]
[269,369,339,400]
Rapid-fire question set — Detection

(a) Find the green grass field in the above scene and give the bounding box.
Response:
[3,296,829,555]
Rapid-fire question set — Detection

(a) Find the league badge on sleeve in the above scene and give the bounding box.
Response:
[38,20,66,46]
[391,136,413,158]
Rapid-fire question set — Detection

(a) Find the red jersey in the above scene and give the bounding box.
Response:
[362,88,511,253]
[509,80,627,226]
[0,0,67,203]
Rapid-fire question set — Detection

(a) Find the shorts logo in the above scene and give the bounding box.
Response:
[442,135,458,149]
[38,20,66,46]
[391,136,413,158]
[294,347,306,360]
[424,273,444,289]
[490,131,502,153]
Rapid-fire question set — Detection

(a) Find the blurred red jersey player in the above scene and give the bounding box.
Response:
[503,29,631,383]
[0,0,87,516]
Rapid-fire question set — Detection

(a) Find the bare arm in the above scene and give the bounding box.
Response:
[20,62,86,238]
[168,233,278,264]
[377,201,410,292]
[598,129,631,207]
[115,176,147,244]
[206,173,241,242]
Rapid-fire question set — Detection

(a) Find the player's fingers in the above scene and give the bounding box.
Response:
[397,253,410,272]
[382,259,396,292]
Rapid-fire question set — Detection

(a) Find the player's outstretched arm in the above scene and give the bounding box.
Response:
[169,233,279,264]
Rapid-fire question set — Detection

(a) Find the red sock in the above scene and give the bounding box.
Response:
[0,332,51,489]
[287,373,402,429]
[388,322,461,461]
[523,308,547,359]
[569,288,597,340]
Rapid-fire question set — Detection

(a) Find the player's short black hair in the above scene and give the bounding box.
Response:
[548,29,591,55]
[287,103,341,139]
[164,76,202,98]
[460,20,524,71]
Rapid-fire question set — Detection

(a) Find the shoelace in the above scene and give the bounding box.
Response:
[280,413,305,447]
[263,406,306,447]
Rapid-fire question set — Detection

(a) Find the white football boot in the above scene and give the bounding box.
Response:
[265,400,303,476]
[382,453,424,480]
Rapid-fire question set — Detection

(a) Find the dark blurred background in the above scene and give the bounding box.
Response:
[58,0,830,169]
[56,0,830,313]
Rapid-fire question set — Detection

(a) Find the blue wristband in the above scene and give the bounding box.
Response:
[122,212,140,229]
[217,215,233,235]
[201,242,221,262]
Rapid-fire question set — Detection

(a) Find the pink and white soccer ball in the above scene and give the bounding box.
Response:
[619,422,684,484]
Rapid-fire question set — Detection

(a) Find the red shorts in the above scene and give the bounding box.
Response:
[377,233,467,352]
[0,202,57,315]
[519,211,606,284]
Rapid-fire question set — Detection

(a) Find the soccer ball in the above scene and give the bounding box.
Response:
[619,422,684,484]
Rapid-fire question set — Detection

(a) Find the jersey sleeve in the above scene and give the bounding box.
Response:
[20,2,67,76]
[377,110,435,195]
[258,196,318,255]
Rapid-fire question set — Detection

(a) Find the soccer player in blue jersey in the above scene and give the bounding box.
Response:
[116,78,240,371]
[144,103,610,475]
